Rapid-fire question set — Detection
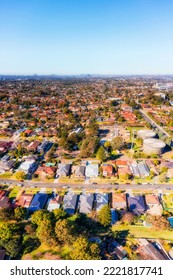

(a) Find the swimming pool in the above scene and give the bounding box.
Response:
[168,217,173,228]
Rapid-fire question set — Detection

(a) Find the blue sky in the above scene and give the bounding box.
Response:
[0,0,173,75]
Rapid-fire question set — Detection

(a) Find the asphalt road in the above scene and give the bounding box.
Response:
[0,178,173,191]
[139,109,170,138]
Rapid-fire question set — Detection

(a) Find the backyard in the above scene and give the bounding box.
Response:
[112,225,173,241]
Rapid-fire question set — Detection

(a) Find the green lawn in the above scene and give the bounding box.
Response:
[8,186,21,199]
[58,177,84,184]
[162,195,173,210]
[0,172,13,179]
[45,188,53,194]
[25,188,40,195]
[112,225,173,240]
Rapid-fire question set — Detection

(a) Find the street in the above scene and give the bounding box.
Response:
[0,178,173,191]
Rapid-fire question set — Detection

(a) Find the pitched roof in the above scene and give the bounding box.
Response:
[145,194,160,205]
[128,196,146,214]
[63,191,78,214]
[0,196,10,209]
[75,166,86,176]
[85,164,99,177]
[29,193,48,212]
[96,193,108,211]
[47,195,63,211]
[79,193,94,214]
[112,193,126,203]
[138,242,167,260]
[35,166,56,175]
[116,160,128,166]
[15,194,34,208]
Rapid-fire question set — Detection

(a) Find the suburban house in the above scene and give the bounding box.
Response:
[79,193,94,214]
[116,159,129,168]
[146,160,159,175]
[137,162,150,178]
[18,157,37,175]
[29,193,48,212]
[63,191,79,215]
[75,166,86,178]
[0,141,13,154]
[56,164,71,177]
[47,194,63,211]
[15,193,34,208]
[129,163,140,177]
[26,141,40,152]
[110,240,128,260]
[35,165,57,179]
[102,164,114,177]
[37,141,52,153]
[0,155,15,173]
[112,193,127,209]
[118,166,132,179]
[85,163,99,178]
[127,196,146,215]
[0,196,10,209]
[137,239,167,260]
[145,194,163,216]
[96,193,109,211]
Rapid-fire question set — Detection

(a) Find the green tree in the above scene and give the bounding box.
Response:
[111,136,124,151]
[0,222,19,241]
[15,171,26,181]
[55,219,73,244]
[14,207,27,221]
[98,205,111,227]
[53,208,67,221]
[96,146,107,162]
[0,207,14,221]
[36,220,57,247]
[1,237,22,258]
[31,210,54,226]
[104,141,112,150]
[70,237,100,260]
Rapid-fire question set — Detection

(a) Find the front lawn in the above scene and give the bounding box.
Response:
[25,188,40,195]
[8,186,21,199]
[0,172,13,179]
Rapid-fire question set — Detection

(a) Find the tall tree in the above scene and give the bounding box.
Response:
[96,146,107,162]
[98,205,111,227]
[55,219,73,245]
[111,136,124,150]
[70,237,100,260]
[31,210,54,226]
[14,207,27,221]
[36,220,57,247]
[53,208,67,221]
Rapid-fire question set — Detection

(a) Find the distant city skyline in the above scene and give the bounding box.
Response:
[1,0,173,75]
